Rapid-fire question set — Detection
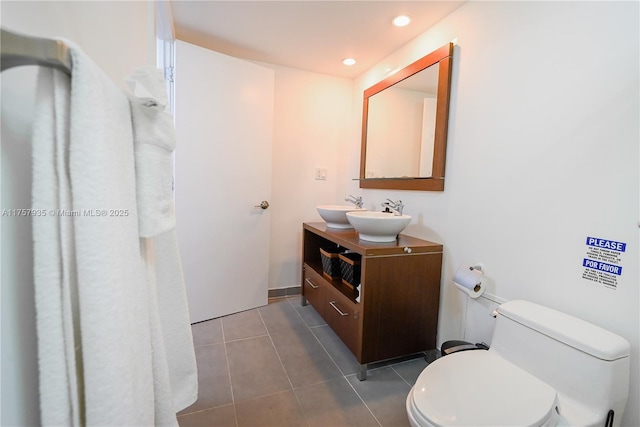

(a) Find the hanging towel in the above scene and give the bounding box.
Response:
[32,67,83,427]
[127,67,198,412]
[126,67,176,238]
[32,41,196,426]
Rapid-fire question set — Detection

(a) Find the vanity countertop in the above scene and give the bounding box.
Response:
[303,222,442,257]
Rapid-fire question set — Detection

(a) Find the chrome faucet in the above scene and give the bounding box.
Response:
[345,195,363,208]
[382,199,404,215]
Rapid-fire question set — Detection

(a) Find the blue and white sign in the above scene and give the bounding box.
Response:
[582,236,626,289]
[585,237,626,252]
[582,259,622,275]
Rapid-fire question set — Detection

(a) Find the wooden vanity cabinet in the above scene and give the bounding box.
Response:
[301,222,443,380]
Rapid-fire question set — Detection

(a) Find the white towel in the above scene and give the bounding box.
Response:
[128,67,198,412]
[126,67,176,238]
[32,42,196,426]
[32,67,82,427]
[140,232,198,413]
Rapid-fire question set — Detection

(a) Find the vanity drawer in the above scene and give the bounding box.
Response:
[324,284,360,358]
[303,264,326,318]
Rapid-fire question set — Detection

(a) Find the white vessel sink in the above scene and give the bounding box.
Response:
[317,205,366,229]
[346,211,412,242]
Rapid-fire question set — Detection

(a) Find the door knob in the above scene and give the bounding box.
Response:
[255,200,270,210]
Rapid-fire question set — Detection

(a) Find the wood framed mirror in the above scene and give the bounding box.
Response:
[359,42,454,191]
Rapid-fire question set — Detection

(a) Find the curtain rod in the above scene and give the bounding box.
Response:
[1,28,71,75]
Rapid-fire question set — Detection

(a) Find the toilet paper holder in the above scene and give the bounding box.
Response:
[454,264,485,298]
[468,265,482,292]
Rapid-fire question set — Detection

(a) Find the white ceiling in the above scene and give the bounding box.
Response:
[170,1,465,78]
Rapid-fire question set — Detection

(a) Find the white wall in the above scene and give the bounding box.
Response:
[0,1,154,424]
[262,63,353,291]
[349,2,639,425]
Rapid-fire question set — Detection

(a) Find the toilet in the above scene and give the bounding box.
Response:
[406,300,631,427]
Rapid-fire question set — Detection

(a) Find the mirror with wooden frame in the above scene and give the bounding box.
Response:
[359,42,454,191]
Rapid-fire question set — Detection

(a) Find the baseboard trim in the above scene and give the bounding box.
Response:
[268,286,301,299]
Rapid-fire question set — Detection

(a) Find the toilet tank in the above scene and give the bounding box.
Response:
[490,300,630,427]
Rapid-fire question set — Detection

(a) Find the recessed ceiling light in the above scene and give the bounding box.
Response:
[342,58,356,66]
[393,15,411,27]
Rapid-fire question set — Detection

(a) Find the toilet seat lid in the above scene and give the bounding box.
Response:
[411,351,558,427]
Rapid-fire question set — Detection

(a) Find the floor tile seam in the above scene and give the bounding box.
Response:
[342,375,385,427]
[284,300,411,396]
[260,313,351,389]
[223,333,270,344]
[289,375,350,393]
[285,295,330,329]
[176,402,235,418]
[389,362,420,388]
[389,364,415,388]
[307,325,352,378]
[287,295,327,330]
[232,387,299,407]
[307,323,328,330]
[255,306,297,392]
[289,376,363,426]
[346,365,414,394]
[234,389,311,427]
[290,375,385,427]
[256,305,312,427]
[220,315,240,427]
[289,379,343,427]
[193,341,225,349]
[283,296,325,330]
[233,387,310,426]
[263,300,377,424]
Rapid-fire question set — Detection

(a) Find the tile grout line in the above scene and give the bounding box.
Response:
[176,403,235,420]
[389,364,415,389]
[256,302,312,427]
[285,297,353,379]
[285,298,384,427]
[285,296,364,377]
[255,306,294,392]
[283,296,350,378]
[220,318,240,427]
[284,296,379,427]
[343,374,384,427]
[179,295,424,427]
[388,354,433,389]
[220,332,270,345]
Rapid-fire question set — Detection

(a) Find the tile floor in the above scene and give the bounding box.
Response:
[177,296,436,427]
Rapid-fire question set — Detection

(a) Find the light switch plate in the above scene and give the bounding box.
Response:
[315,168,327,180]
